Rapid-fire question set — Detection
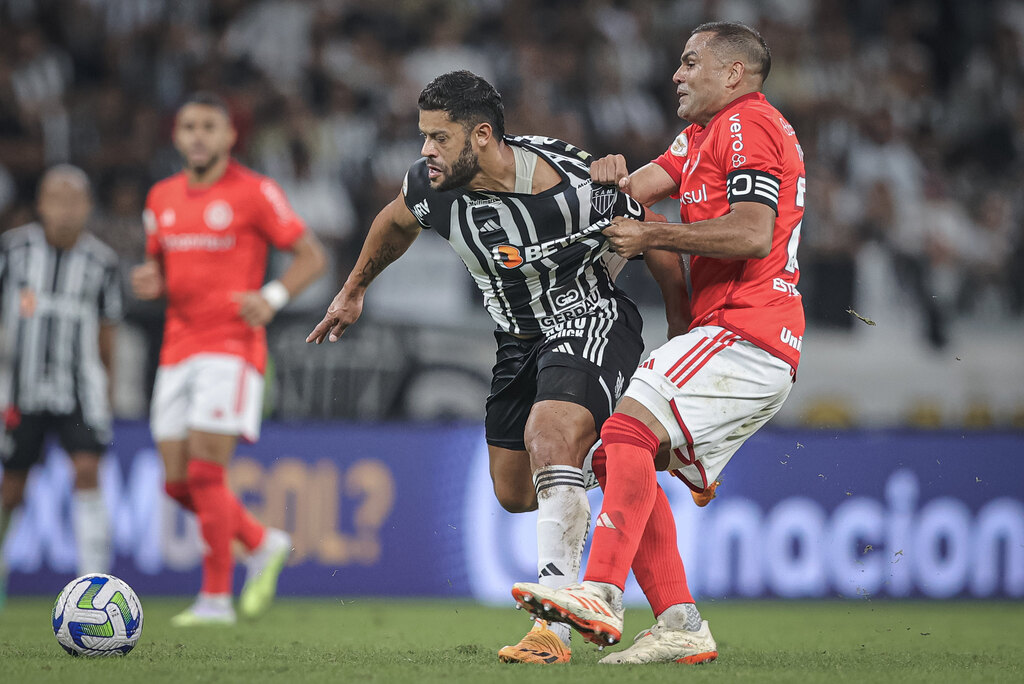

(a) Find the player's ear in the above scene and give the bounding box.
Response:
[726,60,745,87]
[474,122,493,148]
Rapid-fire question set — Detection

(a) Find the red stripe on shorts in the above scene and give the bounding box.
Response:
[665,330,731,384]
[234,362,248,416]
[669,399,709,492]
[674,332,740,388]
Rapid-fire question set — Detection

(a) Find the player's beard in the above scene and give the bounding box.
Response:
[189,152,222,178]
[435,138,480,192]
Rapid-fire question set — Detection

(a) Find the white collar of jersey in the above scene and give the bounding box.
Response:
[511,144,538,194]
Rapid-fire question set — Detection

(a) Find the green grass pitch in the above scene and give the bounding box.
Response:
[3,597,1022,683]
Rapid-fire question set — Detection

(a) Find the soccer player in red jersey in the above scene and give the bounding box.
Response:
[132,92,325,626]
[513,22,805,664]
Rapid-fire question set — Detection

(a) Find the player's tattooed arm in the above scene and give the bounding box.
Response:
[357,242,403,287]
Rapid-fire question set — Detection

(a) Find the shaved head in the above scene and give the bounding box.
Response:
[37,164,93,248]
[691,21,772,84]
[39,163,91,196]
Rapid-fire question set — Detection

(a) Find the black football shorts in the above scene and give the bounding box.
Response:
[0,405,107,471]
[485,302,644,451]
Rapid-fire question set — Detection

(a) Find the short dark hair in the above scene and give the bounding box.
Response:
[178,91,230,116]
[692,21,772,83]
[418,70,505,139]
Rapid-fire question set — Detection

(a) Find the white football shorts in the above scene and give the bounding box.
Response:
[624,325,794,493]
[150,353,265,443]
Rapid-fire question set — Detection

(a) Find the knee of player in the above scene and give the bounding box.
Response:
[524,432,577,470]
[71,453,101,474]
[493,482,537,513]
[1,472,28,509]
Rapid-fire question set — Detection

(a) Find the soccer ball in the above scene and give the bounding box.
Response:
[52,574,144,657]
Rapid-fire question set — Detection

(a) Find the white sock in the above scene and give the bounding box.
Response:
[533,465,591,647]
[72,488,112,575]
[660,602,703,631]
[198,592,233,610]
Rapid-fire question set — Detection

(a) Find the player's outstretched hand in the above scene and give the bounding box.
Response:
[602,216,648,259]
[233,291,276,327]
[590,154,631,192]
[130,261,164,300]
[306,289,364,344]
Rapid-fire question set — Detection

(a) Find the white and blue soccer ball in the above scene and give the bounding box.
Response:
[52,574,144,657]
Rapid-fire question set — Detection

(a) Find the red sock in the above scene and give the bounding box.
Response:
[187,459,236,595]
[234,498,265,552]
[164,480,195,513]
[631,485,695,614]
[583,413,660,590]
[165,477,264,551]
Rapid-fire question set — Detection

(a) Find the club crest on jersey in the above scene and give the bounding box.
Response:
[494,245,523,268]
[591,186,617,217]
[670,131,688,157]
[204,200,233,230]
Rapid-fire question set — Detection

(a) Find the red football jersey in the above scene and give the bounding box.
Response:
[144,160,306,372]
[653,92,805,370]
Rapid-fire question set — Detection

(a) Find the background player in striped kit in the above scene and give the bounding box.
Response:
[0,165,121,607]
[308,71,684,664]
[513,22,805,664]
[132,92,326,626]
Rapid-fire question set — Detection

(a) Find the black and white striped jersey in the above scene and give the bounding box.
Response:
[0,223,121,431]
[402,135,645,338]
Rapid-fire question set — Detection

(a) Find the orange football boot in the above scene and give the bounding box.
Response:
[498,620,570,664]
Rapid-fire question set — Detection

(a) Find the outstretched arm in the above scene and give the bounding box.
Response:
[306,192,422,344]
[591,158,677,207]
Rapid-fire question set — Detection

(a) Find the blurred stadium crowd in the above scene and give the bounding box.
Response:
[0,0,1022,421]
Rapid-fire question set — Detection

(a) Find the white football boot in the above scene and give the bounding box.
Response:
[170,593,236,627]
[599,618,718,664]
[511,581,623,646]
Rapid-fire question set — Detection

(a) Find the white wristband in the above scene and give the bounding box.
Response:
[260,280,290,312]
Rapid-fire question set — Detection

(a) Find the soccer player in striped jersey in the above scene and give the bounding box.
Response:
[513,22,805,665]
[0,166,121,605]
[308,71,681,664]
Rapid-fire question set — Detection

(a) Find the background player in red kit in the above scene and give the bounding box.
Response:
[513,22,805,664]
[132,92,325,626]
